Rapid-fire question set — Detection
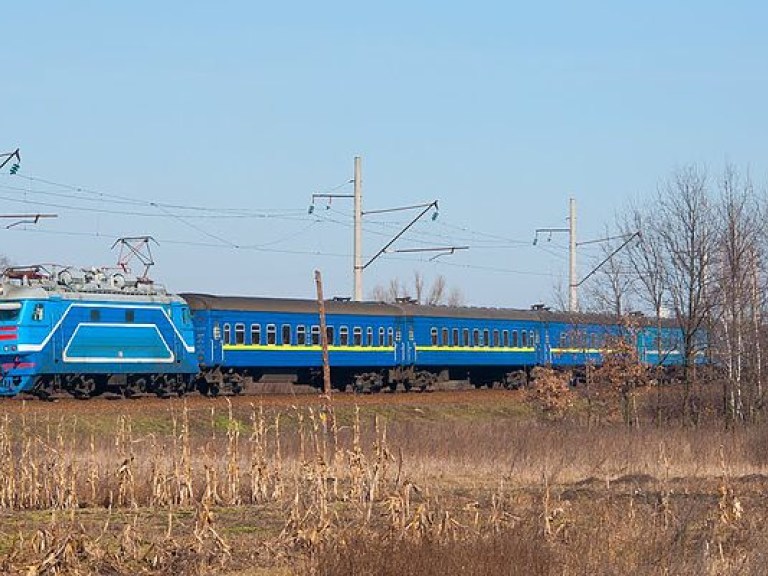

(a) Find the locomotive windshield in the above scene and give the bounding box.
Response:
[0,303,21,322]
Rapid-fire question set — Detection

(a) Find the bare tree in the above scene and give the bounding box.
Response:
[413,271,425,304]
[582,226,635,317]
[655,165,718,424]
[620,204,669,425]
[713,165,765,424]
[446,286,465,307]
[369,272,462,305]
[369,285,388,303]
[370,278,408,302]
[426,275,446,305]
[549,277,569,312]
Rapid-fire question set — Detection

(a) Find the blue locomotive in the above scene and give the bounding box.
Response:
[0,265,198,397]
[183,293,686,393]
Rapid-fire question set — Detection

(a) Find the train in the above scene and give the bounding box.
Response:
[0,264,687,397]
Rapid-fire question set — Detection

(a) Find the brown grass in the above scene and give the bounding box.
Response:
[0,388,766,574]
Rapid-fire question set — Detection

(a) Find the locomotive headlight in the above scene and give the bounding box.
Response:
[10,346,16,351]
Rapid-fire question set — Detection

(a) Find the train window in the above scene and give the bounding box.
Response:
[530,331,536,346]
[409,327,414,340]
[378,327,385,346]
[267,324,276,345]
[560,333,567,348]
[340,327,349,346]
[326,326,334,346]
[387,328,394,346]
[512,330,518,347]
[462,328,469,347]
[353,327,362,346]
[311,325,320,345]
[431,328,438,346]
[0,307,19,322]
[235,323,245,345]
[32,304,44,321]
[450,328,457,347]
[521,331,528,347]
[366,327,373,346]
[472,329,479,347]
[125,310,135,323]
[90,309,101,323]
[281,324,291,345]
[502,330,509,347]
[534,331,540,345]
[182,308,192,325]
[484,329,491,347]
[223,323,231,345]
[395,329,401,342]
[251,324,261,345]
[493,330,500,347]
[442,328,449,346]
[297,325,307,346]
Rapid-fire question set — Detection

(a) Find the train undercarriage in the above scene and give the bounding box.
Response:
[30,373,198,400]
[21,365,535,400]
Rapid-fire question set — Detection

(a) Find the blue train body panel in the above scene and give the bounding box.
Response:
[184,295,403,375]
[410,315,541,369]
[183,294,694,390]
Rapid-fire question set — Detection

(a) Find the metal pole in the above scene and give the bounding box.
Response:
[569,197,577,312]
[315,270,332,395]
[353,156,363,301]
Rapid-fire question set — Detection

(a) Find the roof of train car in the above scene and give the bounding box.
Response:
[181,293,404,316]
[180,293,679,329]
[399,303,678,328]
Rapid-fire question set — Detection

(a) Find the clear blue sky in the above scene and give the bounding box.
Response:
[2,1,767,307]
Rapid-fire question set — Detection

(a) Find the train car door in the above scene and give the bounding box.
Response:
[394,316,415,366]
[210,319,224,365]
[32,301,55,367]
[537,321,551,365]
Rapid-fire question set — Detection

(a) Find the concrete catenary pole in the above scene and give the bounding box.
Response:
[568,197,577,312]
[353,156,363,301]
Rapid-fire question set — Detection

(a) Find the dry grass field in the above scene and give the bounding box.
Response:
[0,387,766,575]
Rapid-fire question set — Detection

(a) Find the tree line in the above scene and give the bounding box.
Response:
[582,164,766,425]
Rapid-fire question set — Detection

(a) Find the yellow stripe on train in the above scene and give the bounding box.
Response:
[223,345,394,352]
[415,346,535,352]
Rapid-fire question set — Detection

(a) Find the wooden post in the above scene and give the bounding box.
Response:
[315,270,332,395]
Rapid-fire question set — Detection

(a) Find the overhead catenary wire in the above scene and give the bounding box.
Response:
[0,173,305,216]
[0,172,573,283]
[4,226,562,279]
[2,173,559,256]
[0,186,310,220]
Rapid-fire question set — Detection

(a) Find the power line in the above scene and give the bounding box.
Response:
[0,183,304,218]
[4,226,562,279]
[318,207,532,250]
[0,171,571,281]
[0,187,313,221]
[0,173,306,216]
[150,203,239,248]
